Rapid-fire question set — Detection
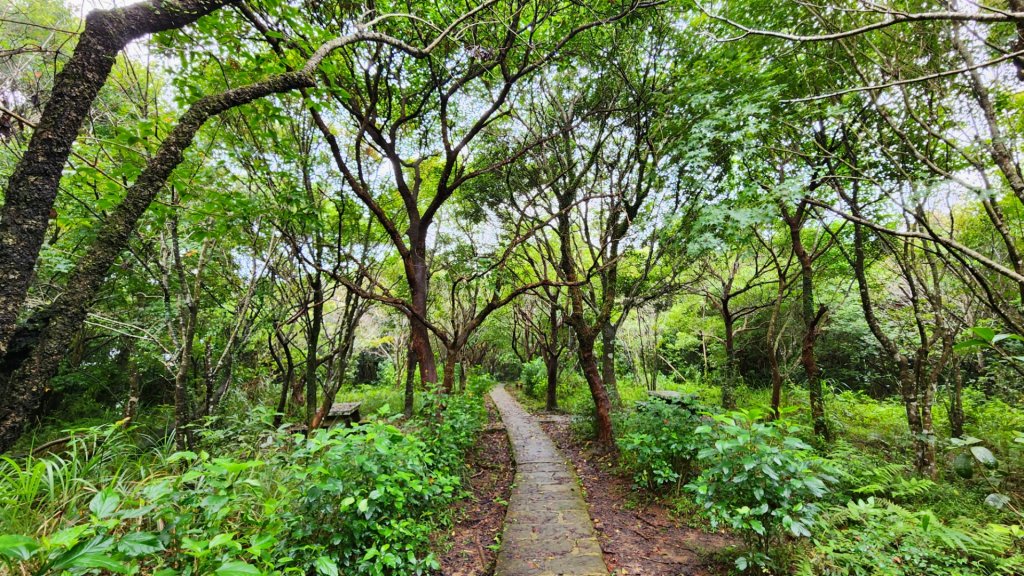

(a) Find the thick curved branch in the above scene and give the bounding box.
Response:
[0,0,238,357]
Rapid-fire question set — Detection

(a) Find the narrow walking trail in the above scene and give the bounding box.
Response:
[488,385,608,576]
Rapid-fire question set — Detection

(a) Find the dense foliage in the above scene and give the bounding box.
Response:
[5,0,1024,573]
[0,392,486,575]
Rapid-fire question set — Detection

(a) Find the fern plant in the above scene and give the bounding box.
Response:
[804,497,1022,576]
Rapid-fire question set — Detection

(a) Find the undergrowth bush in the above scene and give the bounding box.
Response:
[617,398,706,491]
[464,372,498,397]
[685,409,837,571]
[0,393,486,576]
[519,358,545,398]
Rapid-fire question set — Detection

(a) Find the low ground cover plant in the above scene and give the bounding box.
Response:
[0,397,485,576]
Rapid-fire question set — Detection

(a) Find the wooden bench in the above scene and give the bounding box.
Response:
[323,401,362,427]
[648,390,685,404]
[640,389,703,414]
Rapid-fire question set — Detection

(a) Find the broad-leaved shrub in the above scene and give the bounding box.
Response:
[685,409,836,570]
[519,358,545,398]
[617,398,705,491]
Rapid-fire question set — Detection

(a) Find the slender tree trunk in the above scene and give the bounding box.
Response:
[949,361,965,438]
[305,274,323,427]
[545,301,560,410]
[577,332,614,447]
[767,283,784,419]
[118,340,140,421]
[785,204,829,439]
[545,351,558,411]
[768,350,783,419]
[124,358,141,422]
[722,314,737,409]
[800,324,828,438]
[919,396,937,478]
[270,328,294,428]
[173,318,196,449]
[404,346,417,418]
[442,346,459,394]
[171,231,206,449]
[601,322,621,407]
[406,245,437,385]
[899,360,931,476]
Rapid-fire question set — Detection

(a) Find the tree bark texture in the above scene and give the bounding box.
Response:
[0,69,315,452]
[601,322,621,407]
[784,204,829,439]
[0,0,234,357]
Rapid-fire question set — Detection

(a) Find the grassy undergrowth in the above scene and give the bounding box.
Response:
[0,388,487,576]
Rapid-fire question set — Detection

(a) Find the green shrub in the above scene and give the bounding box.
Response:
[686,409,836,571]
[287,422,460,574]
[417,391,488,471]
[617,398,706,491]
[374,359,397,388]
[0,394,487,576]
[519,358,545,398]
[465,372,498,398]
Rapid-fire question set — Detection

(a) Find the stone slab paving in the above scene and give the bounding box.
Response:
[489,385,608,576]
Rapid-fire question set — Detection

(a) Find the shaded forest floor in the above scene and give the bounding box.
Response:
[538,414,734,575]
[436,398,515,575]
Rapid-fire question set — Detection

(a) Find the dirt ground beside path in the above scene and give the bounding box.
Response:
[539,415,733,576]
[436,398,514,576]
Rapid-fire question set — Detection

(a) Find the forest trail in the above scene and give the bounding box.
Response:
[489,385,608,576]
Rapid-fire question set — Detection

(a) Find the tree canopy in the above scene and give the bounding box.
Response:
[3,0,1024,573]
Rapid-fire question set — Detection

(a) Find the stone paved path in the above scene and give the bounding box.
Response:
[489,385,607,576]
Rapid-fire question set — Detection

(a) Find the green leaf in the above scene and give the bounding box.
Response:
[970,446,998,469]
[315,555,339,576]
[209,533,235,549]
[970,326,997,343]
[45,525,89,548]
[985,493,1011,510]
[954,338,988,352]
[49,536,127,573]
[117,532,163,556]
[167,450,198,463]
[89,489,121,518]
[953,452,975,479]
[949,436,982,447]
[215,560,262,576]
[0,535,40,561]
